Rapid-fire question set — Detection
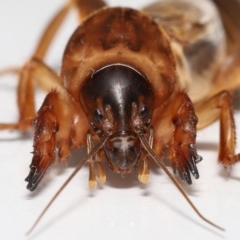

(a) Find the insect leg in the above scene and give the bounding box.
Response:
[33,3,73,60]
[24,70,88,191]
[195,90,240,166]
[0,58,64,132]
[25,96,58,191]
[153,92,202,184]
[35,0,107,59]
[25,91,74,191]
[0,3,75,130]
[170,93,202,184]
[73,0,106,22]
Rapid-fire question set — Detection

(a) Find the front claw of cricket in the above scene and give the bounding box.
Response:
[25,152,53,191]
[25,106,58,191]
[171,143,202,185]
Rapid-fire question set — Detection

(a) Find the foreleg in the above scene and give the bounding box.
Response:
[153,92,202,184]
[25,90,88,191]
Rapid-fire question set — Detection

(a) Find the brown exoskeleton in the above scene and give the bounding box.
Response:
[1,0,240,234]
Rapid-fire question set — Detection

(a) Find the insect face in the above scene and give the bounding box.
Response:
[80,65,155,173]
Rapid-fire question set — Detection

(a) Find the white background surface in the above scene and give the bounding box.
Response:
[0,0,240,240]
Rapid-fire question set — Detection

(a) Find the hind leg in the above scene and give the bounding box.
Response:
[0,58,64,131]
[195,90,240,166]
[0,3,72,131]
[0,0,107,132]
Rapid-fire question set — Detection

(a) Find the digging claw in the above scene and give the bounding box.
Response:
[174,143,202,185]
[25,156,51,191]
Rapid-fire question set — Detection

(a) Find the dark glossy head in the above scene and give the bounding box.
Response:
[80,65,155,173]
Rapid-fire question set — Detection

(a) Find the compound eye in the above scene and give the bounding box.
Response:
[94,109,103,123]
[140,106,148,119]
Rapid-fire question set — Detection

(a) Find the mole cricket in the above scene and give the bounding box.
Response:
[1,0,240,234]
